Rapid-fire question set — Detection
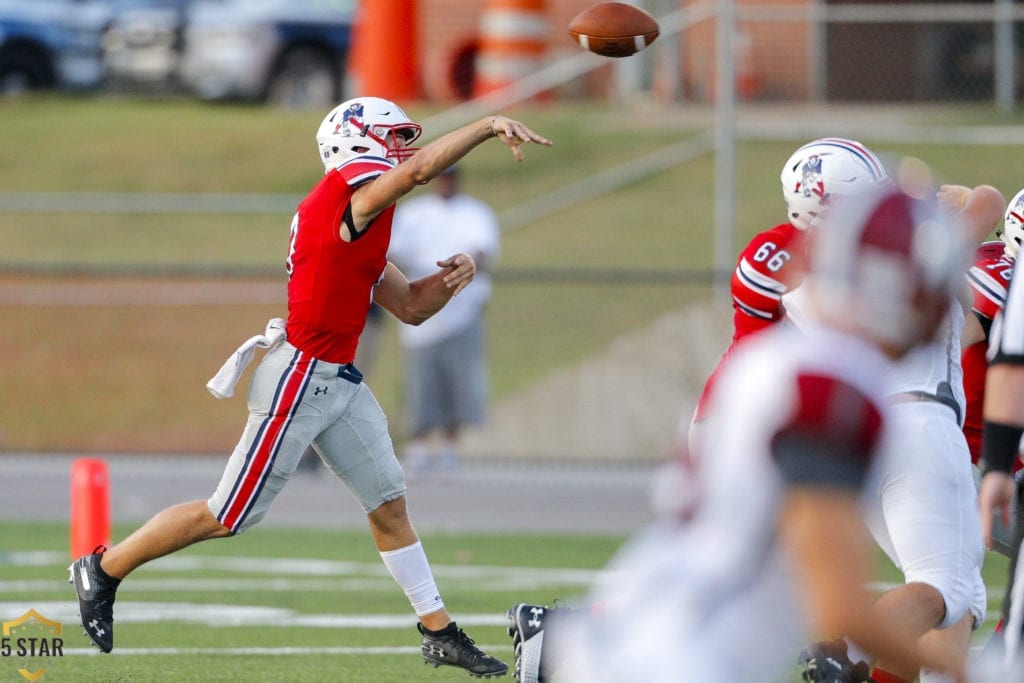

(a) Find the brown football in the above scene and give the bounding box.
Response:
[568,2,660,58]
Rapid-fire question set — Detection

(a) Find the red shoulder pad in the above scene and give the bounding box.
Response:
[967,254,1014,320]
[335,156,394,187]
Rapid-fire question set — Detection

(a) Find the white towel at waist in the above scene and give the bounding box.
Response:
[206,318,286,399]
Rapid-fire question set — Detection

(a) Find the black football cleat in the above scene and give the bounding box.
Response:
[68,546,121,654]
[418,621,508,678]
[507,603,561,683]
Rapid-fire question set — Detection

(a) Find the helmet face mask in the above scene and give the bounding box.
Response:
[780,137,888,230]
[316,97,422,173]
[1002,188,1024,259]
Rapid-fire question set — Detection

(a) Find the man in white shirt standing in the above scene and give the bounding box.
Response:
[388,164,500,473]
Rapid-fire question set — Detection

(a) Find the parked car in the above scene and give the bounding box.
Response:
[0,0,109,94]
[182,0,355,106]
[100,0,189,89]
[103,0,355,107]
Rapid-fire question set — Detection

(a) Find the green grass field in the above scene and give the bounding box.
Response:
[0,520,1011,682]
[1,521,622,682]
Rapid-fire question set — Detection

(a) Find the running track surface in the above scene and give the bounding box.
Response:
[2,453,656,534]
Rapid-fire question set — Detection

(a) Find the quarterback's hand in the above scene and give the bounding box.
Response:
[979,470,1016,549]
[438,253,476,297]
[490,116,553,162]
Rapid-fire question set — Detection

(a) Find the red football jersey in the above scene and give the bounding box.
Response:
[967,240,1015,321]
[962,240,1015,463]
[285,156,395,364]
[729,223,808,341]
[695,223,809,422]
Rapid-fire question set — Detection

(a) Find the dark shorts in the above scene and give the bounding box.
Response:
[403,320,487,435]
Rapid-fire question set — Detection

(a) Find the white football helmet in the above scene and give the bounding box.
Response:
[315,97,422,173]
[809,186,966,353]
[780,137,888,230]
[1002,188,1024,259]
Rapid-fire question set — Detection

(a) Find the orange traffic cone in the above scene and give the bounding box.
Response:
[346,0,420,101]
[473,0,548,98]
[735,31,759,101]
[70,458,111,559]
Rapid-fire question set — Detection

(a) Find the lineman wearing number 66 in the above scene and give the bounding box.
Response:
[685,137,889,453]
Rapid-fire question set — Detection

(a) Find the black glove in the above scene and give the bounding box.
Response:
[798,639,875,683]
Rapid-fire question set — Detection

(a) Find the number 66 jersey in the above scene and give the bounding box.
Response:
[693,222,809,424]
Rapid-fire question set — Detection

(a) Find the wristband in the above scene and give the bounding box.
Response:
[982,420,1024,475]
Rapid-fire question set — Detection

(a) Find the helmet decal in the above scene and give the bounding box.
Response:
[339,103,366,136]
[797,155,825,199]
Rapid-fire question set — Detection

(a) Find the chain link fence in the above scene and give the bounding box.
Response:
[636,1,1022,107]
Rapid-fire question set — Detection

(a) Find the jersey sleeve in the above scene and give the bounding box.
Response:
[335,155,394,187]
[967,259,1012,321]
[730,228,807,339]
[771,373,883,490]
[991,257,1024,366]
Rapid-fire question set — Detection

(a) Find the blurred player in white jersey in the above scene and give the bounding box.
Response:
[507,186,971,683]
[788,180,1004,683]
[688,137,887,452]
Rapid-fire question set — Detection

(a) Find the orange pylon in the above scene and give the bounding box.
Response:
[70,458,111,559]
[347,0,420,101]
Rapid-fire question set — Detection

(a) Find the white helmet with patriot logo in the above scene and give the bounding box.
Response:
[780,137,888,231]
[1001,188,1024,259]
[315,97,422,173]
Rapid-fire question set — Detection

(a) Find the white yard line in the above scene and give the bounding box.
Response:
[2,551,604,584]
[0,578,399,593]
[1,553,1005,597]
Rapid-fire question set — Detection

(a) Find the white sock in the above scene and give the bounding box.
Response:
[438,440,460,469]
[379,541,445,616]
